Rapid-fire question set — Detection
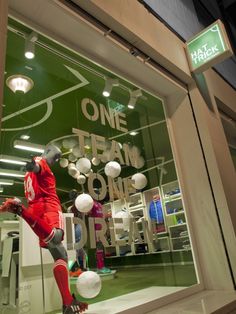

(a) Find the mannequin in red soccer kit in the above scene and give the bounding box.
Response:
[0,145,88,314]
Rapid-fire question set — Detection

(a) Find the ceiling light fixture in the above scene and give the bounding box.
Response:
[6,75,34,93]
[0,179,14,186]
[103,77,119,97]
[0,155,30,166]
[129,131,139,136]
[20,135,30,140]
[25,31,38,59]
[128,89,143,109]
[0,169,25,178]
[0,187,3,193]
[14,140,45,154]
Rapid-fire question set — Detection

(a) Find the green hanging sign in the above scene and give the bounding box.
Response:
[186,20,233,73]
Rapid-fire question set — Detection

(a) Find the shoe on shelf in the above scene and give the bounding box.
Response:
[136,217,144,223]
[69,268,83,277]
[63,293,88,313]
[97,267,112,274]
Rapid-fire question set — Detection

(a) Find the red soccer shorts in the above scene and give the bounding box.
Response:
[27,201,64,247]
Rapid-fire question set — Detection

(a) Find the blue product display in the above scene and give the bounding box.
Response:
[149,199,164,223]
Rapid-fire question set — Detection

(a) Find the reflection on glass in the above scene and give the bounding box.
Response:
[0,18,198,314]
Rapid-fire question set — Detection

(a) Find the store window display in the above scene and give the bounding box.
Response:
[0,18,198,313]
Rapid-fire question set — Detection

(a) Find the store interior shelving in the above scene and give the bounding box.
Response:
[103,180,191,258]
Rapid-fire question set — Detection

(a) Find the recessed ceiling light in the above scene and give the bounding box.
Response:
[24,31,38,59]
[6,75,34,93]
[20,135,30,140]
[128,89,142,109]
[25,66,33,71]
[130,131,139,136]
[103,77,119,97]
[14,140,45,153]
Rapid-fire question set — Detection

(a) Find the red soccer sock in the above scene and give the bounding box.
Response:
[21,209,54,243]
[53,259,73,306]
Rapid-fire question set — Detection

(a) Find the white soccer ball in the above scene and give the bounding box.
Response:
[131,173,147,190]
[76,271,102,299]
[68,167,78,178]
[59,158,69,168]
[68,163,76,169]
[91,157,100,166]
[75,194,94,213]
[77,175,86,185]
[100,150,111,163]
[72,145,83,158]
[62,138,77,149]
[134,156,145,169]
[76,158,91,174]
[114,210,132,231]
[68,153,77,162]
[104,161,121,178]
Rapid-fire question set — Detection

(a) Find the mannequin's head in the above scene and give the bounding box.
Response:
[153,194,160,201]
[42,144,61,166]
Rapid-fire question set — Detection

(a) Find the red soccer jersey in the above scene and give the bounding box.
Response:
[24,157,60,205]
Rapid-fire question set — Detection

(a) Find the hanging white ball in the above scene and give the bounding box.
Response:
[68,163,76,169]
[100,150,111,163]
[92,157,100,166]
[105,161,121,178]
[131,145,141,156]
[76,158,91,174]
[114,210,132,231]
[75,194,94,213]
[131,173,147,190]
[134,156,145,169]
[62,138,77,149]
[72,145,83,158]
[68,167,78,178]
[76,271,102,299]
[77,175,86,185]
[59,158,69,168]
[85,169,93,178]
[62,139,70,149]
[68,153,77,162]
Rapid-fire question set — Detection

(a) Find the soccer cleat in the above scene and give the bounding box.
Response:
[63,294,88,313]
[0,198,23,215]
[69,268,83,277]
[97,267,112,274]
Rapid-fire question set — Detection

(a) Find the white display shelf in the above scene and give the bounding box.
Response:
[130,208,144,213]
[163,194,181,203]
[166,210,185,216]
[171,235,189,240]
[168,223,187,229]
[129,204,145,210]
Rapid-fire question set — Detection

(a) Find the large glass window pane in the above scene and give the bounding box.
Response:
[0,18,198,313]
